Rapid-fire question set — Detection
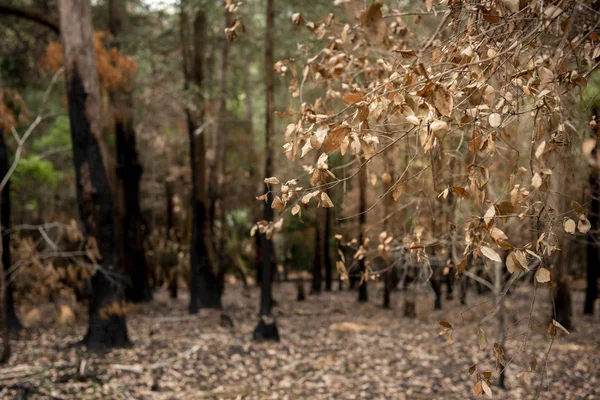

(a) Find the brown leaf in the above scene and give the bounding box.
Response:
[571,200,584,214]
[439,320,452,329]
[358,2,383,26]
[481,246,501,262]
[535,267,551,283]
[578,214,591,233]
[478,328,487,351]
[274,111,294,118]
[563,218,576,234]
[344,93,363,104]
[392,181,403,201]
[432,84,453,117]
[291,12,305,26]
[323,125,350,153]
[271,196,285,212]
[453,186,470,198]
[473,380,483,396]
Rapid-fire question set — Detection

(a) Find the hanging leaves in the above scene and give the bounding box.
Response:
[481,246,501,262]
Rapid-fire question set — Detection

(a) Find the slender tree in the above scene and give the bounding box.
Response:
[108,0,152,303]
[324,205,333,291]
[181,3,221,313]
[358,159,368,302]
[584,107,599,315]
[253,0,279,341]
[209,3,231,293]
[57,0,129,348]
[0,74,21,332]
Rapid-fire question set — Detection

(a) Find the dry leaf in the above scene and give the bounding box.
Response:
[535,267,550,283]
[563,218,576,234]
[392,182,403,201]
[531,173,542,189]
[431,120,449,139]
[432,84,453,117]
[481,246,501,262]
[478,328,487,351]
[578,214,591,233]
[324,126,351,153]
[271,196,285,212]
[344,93,363,104]
[453,186,470,198]
[264,177,280,185]
[489,113,501,128]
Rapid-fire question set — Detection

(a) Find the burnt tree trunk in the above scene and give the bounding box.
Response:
[0,104,20,331]
[181,5,221,313]
[382,126,395,309]
[209,6,231,295]
[584,111,599,315]
[311,152,324,295]
[58,0,129,349]
[324,206,333,291]
[358,159,368,302]
[109,0,152,303]
[253,0,279,341]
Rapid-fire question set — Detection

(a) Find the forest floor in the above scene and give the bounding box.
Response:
[1,281,599,399]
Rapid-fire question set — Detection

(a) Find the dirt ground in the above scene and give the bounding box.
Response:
[1,282,598,399]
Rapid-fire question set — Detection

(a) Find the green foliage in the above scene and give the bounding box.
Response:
[12,154,63,190]
[581,70,600,114]
[33,116,72,151]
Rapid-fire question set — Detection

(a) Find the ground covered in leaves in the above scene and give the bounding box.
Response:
[1,282,598,399]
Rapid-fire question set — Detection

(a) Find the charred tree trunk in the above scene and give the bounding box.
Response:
[181,6,221,313]
[382,127,395,309]
[109,0,152,303]
[358,159,368,302]
[210,6,231,295]
[253,0,279,341]
[0,111,20,332]
[324,206,333,291]
[311,152,324,295]
[58,0,129,349]
[165,179,174,234]
[311,209,323,295]
[584,114,599,315]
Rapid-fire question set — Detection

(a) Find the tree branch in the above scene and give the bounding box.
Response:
[0,5,60,34]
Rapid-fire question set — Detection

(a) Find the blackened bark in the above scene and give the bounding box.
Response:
[58,0,129,349]
[183,8,221,313]
[383,272,392,309]
[431,274,442,310]
[108,0,152,304]
[324,206,332,291]
[311,163,324,294]
[253,0,278,341]
[381,131,394,309]
[165,180,174,233]
[358,160,368,303]
[0,130,20,330]
[584,115,599,315]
